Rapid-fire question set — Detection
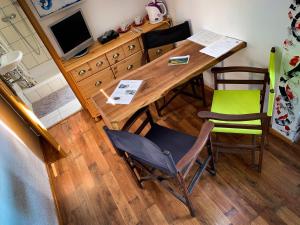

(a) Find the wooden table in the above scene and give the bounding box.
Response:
[92,40,247,130]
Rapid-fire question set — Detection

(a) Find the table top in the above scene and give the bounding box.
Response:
[92,40,247,129]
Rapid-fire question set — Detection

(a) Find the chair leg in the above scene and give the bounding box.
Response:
[154,101,162,117]
[191,80,197,97]
[207,140,216,175]
[258,135,266,173]
[214,134,219,162]
[251,135,256,166]
[199,74,206,107]
[124,157,144,189]
[177,173,196,217]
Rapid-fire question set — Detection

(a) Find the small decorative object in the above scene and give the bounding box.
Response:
[133,16,144,27]
[117,23,131,33]
[31,0,82,18]
[97,30,119,44]
[146,0,167,24]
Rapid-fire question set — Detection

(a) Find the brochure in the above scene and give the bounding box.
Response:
[200,37,242,58]
[188,29,224,46]
[168,55,190,65]
[106,80,143,105]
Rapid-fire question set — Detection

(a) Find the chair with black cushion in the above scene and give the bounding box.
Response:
[104,107,216,216]
[141,21,206,116]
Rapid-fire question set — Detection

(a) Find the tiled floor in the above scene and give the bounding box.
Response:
[32,86,82,128]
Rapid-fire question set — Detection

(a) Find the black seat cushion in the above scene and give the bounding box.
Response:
[145,124,196,164]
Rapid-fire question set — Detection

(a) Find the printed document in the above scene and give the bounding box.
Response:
[188,29,224,46]
[107,80,143,105]
[200,37,242,58]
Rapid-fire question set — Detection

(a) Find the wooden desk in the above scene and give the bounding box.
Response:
[92,40,247,130]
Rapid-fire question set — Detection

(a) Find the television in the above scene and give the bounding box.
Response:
[49,9,94,60]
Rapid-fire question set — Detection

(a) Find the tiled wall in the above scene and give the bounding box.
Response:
[0,0,52,70]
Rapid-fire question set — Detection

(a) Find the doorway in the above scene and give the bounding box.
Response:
[0,0,81,128]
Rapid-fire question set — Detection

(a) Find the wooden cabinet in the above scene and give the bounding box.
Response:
[89,55,110,73]
[77,67,114,99]
[62,20,171,118]
[106,46,126,65]
[122,38,141,57]
[70,63,93,82]
[112,51,143,79]
[148,44,174,61]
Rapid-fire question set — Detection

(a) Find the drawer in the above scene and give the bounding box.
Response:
[77,67,115,99]
[70,63,93,82]
[123,38,141,57]
[111,51,143,79]
[106,46,126,65]
[148,44,174,61]
[88,55,109,73]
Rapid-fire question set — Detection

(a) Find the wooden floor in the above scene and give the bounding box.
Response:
[49,95,300,225]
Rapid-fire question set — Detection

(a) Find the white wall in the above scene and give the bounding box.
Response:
[165,0,287,87]
[26,0,149,56]
[0,97,58,225]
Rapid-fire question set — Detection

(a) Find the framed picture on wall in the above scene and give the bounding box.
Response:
[31,0,83,18]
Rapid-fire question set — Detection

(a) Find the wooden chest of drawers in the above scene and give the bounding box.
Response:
[62,20,171,118]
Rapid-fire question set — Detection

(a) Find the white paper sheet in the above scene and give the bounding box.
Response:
[188,29,224,46]
[107,80,143,105]
[200,37,242,58]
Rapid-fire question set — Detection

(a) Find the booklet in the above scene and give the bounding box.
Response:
[106,80,143,105]
[200,37,242,58]
[168,55,190,65]
[188,29,224,46]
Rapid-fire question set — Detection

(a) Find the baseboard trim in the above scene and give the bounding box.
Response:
[269,128,293,144]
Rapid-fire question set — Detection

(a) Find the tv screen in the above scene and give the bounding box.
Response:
[50,10,93,59]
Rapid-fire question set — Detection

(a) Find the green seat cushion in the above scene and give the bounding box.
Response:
[210,90,262,135]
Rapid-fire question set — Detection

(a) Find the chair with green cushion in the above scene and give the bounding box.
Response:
[198,47,276,172]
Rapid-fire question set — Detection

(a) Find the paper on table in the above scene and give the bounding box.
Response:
[200,37,242,58]
[188,29,224,46]
[107,80,143,105]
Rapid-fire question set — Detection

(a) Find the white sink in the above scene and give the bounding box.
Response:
[0,51,23,74]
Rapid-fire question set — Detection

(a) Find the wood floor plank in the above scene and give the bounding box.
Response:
[49,93,300,225]
[103,172,139,225]
[147,204,169,225]
[250,216,270,225]
[276,206,300,225]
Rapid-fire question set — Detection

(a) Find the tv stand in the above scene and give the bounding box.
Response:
[74,48,89,58]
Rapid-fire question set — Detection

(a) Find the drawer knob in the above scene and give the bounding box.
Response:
[127,64,133,70]
[78,69,86,76]
[95,80,102,87]
[113,53,120,59]
[96,61,103,67]
[156,48,163,56]
[128,45,135,50]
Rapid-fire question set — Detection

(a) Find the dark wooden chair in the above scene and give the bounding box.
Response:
[198,48,277,172]
[141,21,206,116]
[104,107,216,216]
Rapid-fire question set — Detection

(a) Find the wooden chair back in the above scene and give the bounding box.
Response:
[141,21,191,62]
[212,67,269,113]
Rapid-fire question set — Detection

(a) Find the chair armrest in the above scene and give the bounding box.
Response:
[211,66,268,74]
[197,111,268,121]
[176,121,214,171]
